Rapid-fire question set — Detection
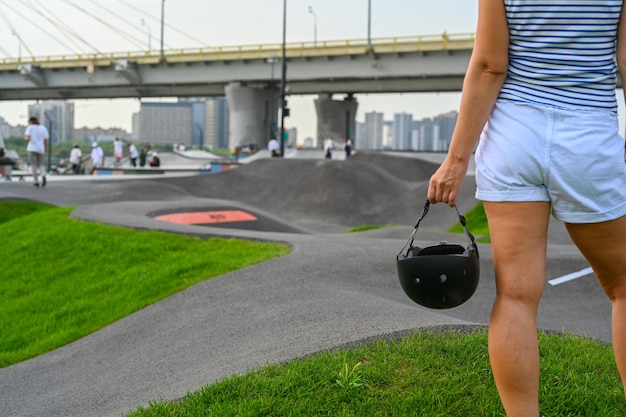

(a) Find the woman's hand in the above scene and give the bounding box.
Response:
[427,158,469,207]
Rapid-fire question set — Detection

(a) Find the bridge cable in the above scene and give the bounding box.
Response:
[1,0,81,55]
[115,0,209,47]
[61,0,146,50]
[84,0,154,50]
[23,0,102,54]
[0,4,34,57]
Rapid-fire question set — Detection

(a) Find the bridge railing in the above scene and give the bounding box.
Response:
[0,33,475,70]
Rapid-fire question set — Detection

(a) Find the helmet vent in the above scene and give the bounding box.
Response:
[439,274,448,283]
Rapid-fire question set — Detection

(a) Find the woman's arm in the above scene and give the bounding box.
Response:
[428,0,509,206]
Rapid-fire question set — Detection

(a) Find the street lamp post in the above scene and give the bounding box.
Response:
[141,18,152,51]
[267,55,279,140]
[367,0,372,51]
[308,6,317,47]
[160,0,166,60]
[279,0,288,157]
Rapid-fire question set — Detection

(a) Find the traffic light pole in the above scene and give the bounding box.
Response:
[279,0,287,157]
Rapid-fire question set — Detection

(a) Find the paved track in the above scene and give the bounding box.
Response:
[0,152,611,417]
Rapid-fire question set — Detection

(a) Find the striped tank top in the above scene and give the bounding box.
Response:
[499,0,623,114]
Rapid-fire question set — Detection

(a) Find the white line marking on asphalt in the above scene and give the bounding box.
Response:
[548,267,594,286]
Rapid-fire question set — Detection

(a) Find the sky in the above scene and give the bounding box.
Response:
[0,1,542,141]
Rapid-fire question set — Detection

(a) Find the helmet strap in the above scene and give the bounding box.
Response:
[397,199,478,258]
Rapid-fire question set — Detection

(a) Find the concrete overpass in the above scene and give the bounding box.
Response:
[0,33,474,149]
[0,33,474,100]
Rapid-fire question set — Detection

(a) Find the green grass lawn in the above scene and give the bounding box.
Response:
[343,224,399,233]
[125,327,626,417]
[0,201,290,368]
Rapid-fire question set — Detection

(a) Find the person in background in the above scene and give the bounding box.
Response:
[427,1,626,416]
[323,138,333,159]
[139,147,147,167]
[113,137,123,166]
[90,142,104,174]
[0,147,15,181]
[69,144,82,175]
[148,151,161,167]
[128,142,139,167]
[24,116,49,187]
[344,139,352,159]
[268,138,280,157]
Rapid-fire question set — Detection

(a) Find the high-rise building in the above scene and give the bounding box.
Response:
[432,111,458,151]
[413,119,435,151]
[28,100,74,143]
[137,102,193,146]
[392,112,413,150]
[360,111,384,150]
[133,97,230,148]
[412,112,458,152]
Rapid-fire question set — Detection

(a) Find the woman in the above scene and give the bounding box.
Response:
[428,1,626,415]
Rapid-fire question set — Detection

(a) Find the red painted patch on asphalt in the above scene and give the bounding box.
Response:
[154,210,257,225]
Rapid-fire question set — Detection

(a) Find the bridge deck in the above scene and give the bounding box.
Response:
[0,33,475,70]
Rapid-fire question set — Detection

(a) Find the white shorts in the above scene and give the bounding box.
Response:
[475,101,626,223]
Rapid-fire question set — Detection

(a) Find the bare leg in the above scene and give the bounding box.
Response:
[484,201,551,417]
[566,214,626,394]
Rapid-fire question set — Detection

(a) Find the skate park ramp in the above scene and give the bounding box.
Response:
[158,151,480,234]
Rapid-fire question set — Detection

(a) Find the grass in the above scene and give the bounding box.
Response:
[0,201,290,368]
[343,224,399,233]
[125,327,626,417]
[0,199,55,224]
[449,201,491,242]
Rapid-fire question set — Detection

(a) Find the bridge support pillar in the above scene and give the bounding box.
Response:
[225,82,278,151]
[314,93,358,148]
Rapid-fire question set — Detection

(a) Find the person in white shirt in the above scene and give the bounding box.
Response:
[69,144,82,175]
[24,116,49,187]
[128,142,139,167]
[268,138,280,157]
[113,137,123,165]
[90,142,104,173]
[323,138,333,159]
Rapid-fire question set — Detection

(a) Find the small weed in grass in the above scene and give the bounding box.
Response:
[336,356,367,390]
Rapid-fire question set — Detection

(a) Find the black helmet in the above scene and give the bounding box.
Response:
[396,200,479,309]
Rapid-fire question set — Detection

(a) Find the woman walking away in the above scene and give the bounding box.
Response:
[427,1,626,416]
